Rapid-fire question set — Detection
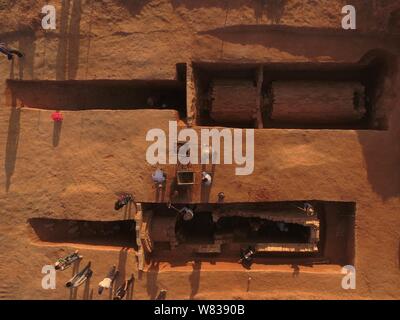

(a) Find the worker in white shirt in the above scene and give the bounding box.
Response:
[201,171,212,186]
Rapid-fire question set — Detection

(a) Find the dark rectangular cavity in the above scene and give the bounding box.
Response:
[7,79,187,117]
[28,218,136,248]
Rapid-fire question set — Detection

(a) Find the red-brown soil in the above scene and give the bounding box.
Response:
[0,0,399,300]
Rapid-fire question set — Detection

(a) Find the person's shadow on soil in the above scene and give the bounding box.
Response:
[116,247,128,290]
[291,264,300,277]
[398,240,400,270]
[266,0,287,24]
[69,259,81,300]
[146,261,160,300]
[69,287,78,300]
[200,164,215,203]
[117,0,151,16]
[82,277,91,300]
[242,261,252,270]
[53,121,62,147]
[126,275,135,300]
[5,97,21,192]
[9,57,15,79]
[124,200,136,220]
[189,260,201,299]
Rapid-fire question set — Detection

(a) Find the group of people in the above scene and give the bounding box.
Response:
[112,174,315,271]
[152,168,214,189]
[2,32,325,293]
[54,251,92,289]
[54,251,144,300]
[112,170,219,214]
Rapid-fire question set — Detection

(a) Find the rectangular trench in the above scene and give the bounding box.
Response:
[28,218,137,249]
[144,201,355,266]
[6,79,187,118]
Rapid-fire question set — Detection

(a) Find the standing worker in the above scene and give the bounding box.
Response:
[152,168,166,189]
[294,202,315,216]
[201,172,212,186]
[303,202,315,216]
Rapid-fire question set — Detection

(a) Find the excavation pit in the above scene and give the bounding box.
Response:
[7,79,187,117]
[216,217,311,244]
[28,218,136,248]
[193,59,391,130]
[140,201,355,265]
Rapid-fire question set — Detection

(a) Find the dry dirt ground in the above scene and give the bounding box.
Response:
[0,0,399,300]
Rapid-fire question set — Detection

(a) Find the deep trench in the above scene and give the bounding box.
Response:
[7,79,187,118]
[28,218,137,248]
[144,201,356,265]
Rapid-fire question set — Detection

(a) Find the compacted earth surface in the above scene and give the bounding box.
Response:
[0,0,399,300]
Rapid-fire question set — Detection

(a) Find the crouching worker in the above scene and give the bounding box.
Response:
[167,202,195,221]
[51,111,63,122]
[98,265,119,295]
[0,41,23,60]
[239,246,255,268]
[113,275,134,300]
[299,202,315,216]
[54,250,82,271]
[114,193,133,211]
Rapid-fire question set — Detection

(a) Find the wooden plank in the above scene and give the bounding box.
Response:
[255,66,264,129]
